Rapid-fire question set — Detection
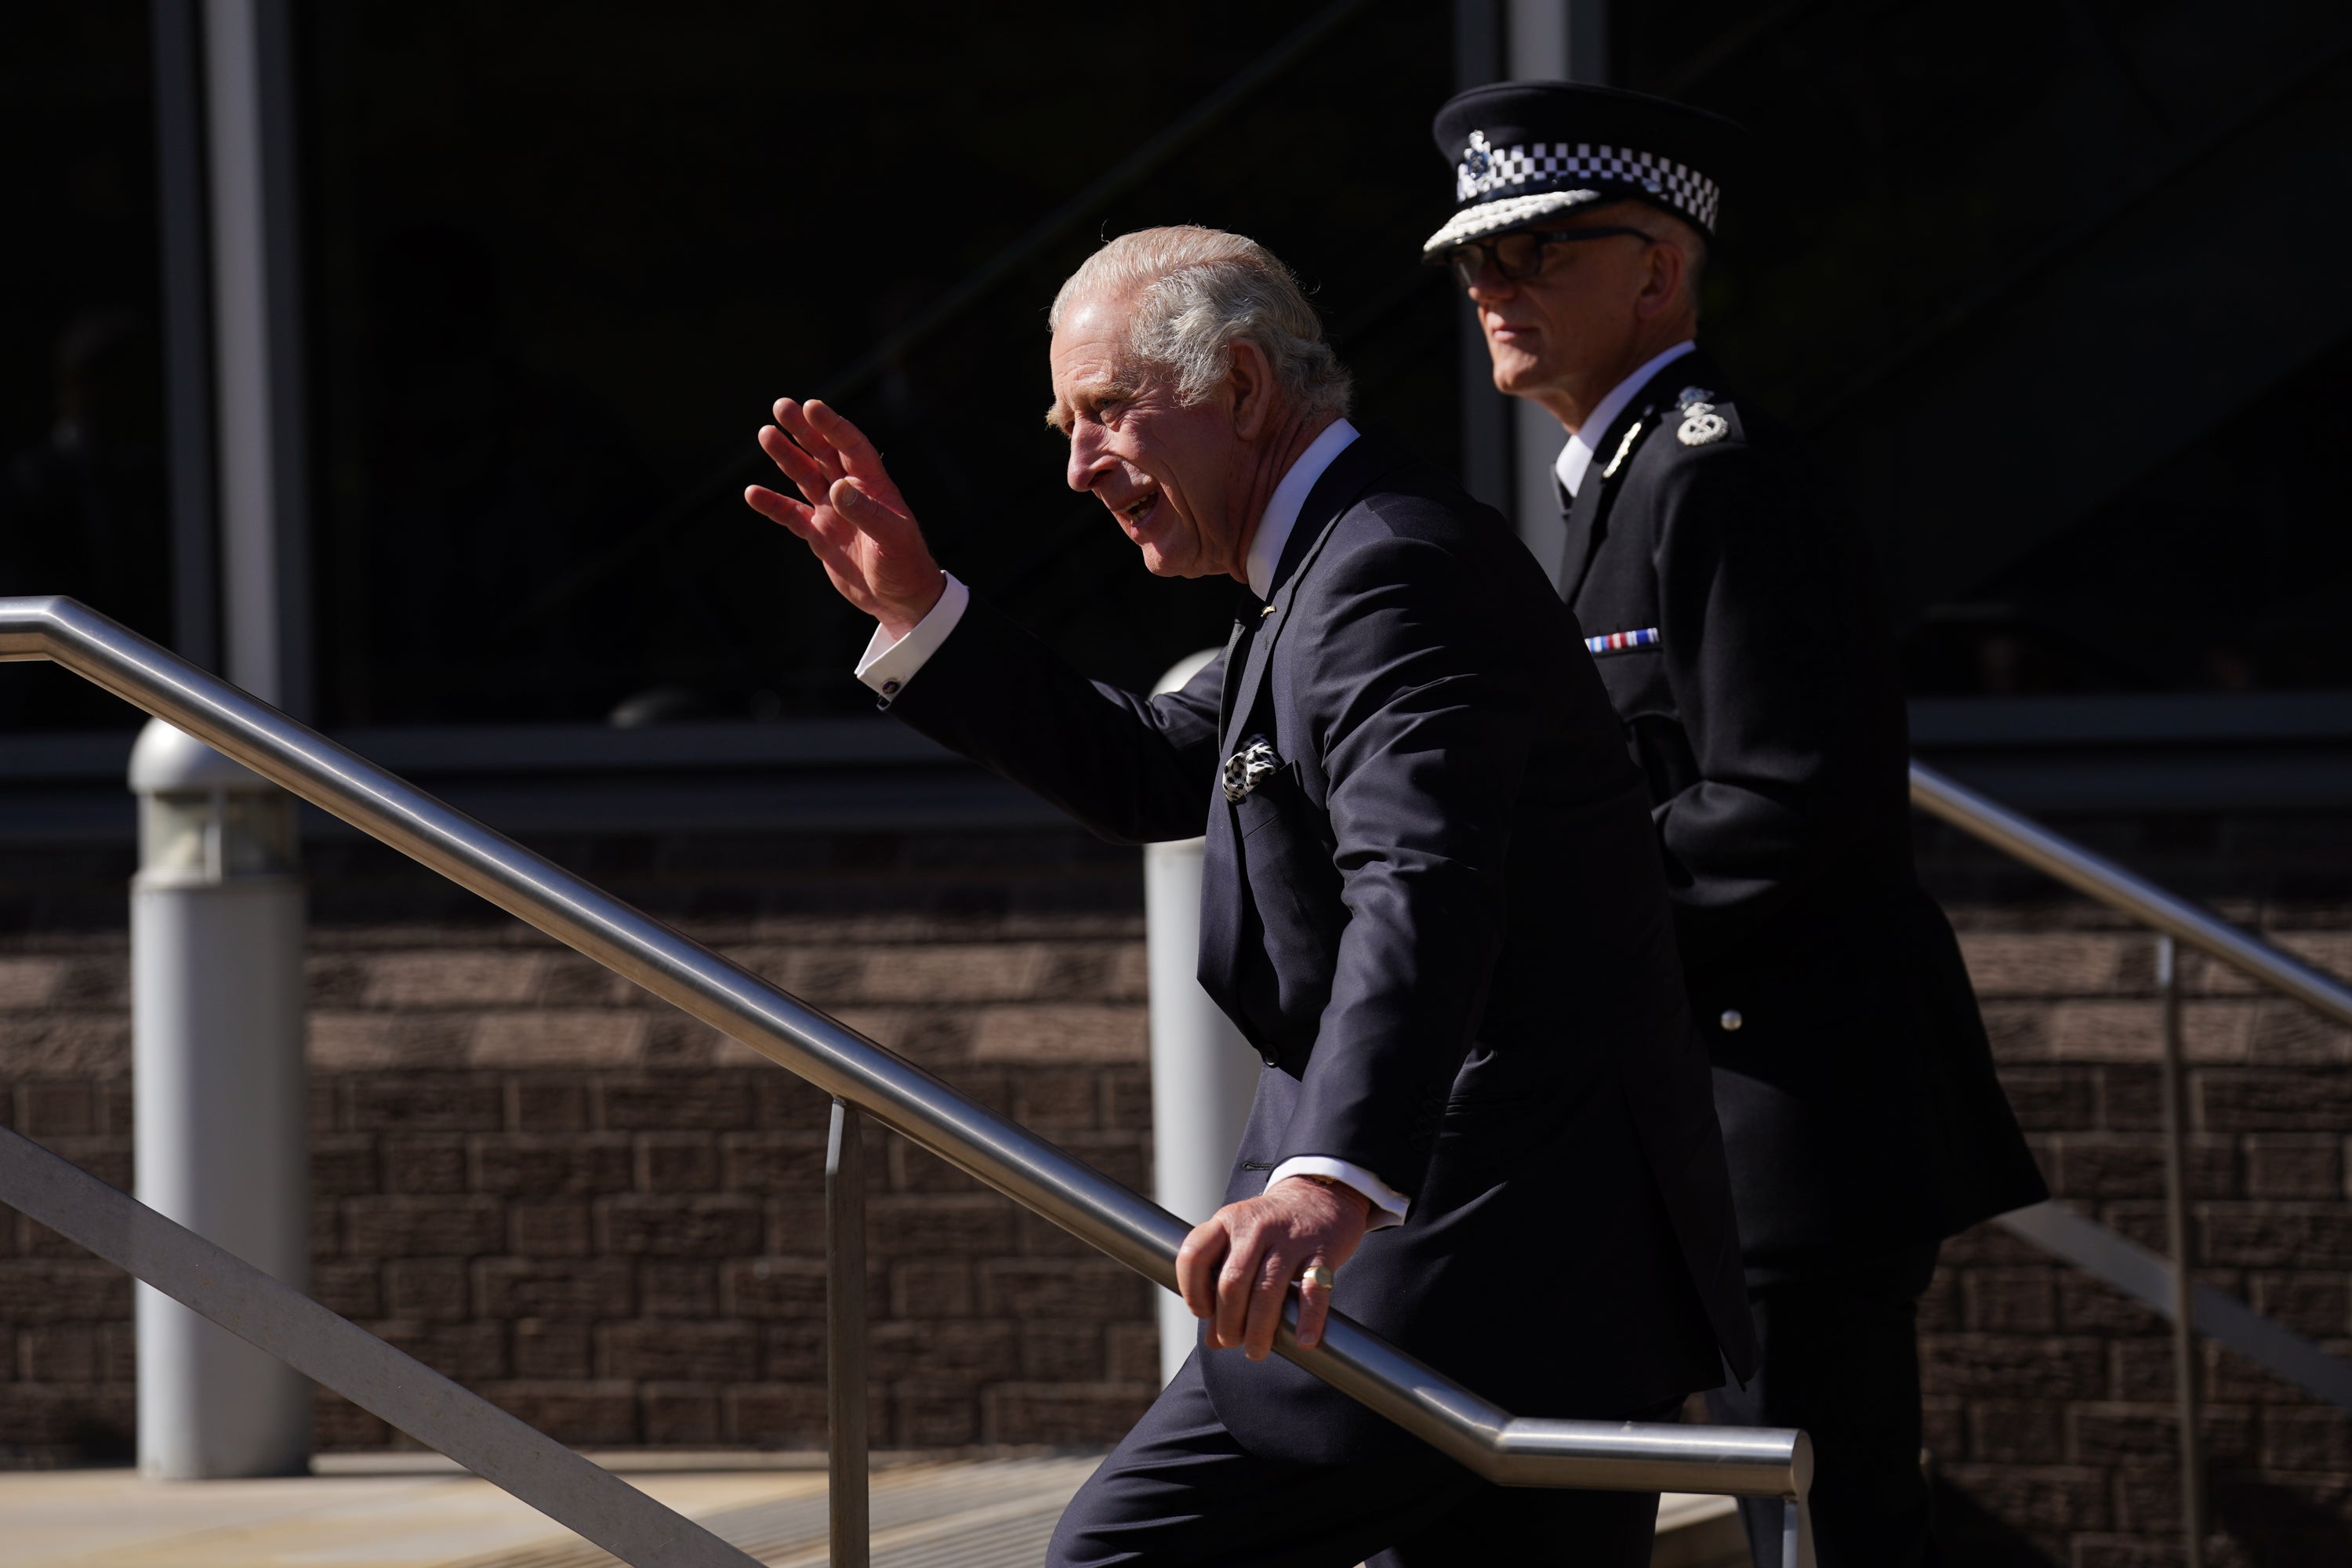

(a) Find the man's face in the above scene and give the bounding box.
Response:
[1463,205,1658,408]
[1049,296,1249,579]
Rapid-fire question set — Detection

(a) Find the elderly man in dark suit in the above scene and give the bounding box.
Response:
[1425,83,2050,1568]
[747,225,1755,1566]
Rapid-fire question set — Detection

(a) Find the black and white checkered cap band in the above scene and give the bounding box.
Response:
[1446,140,1720,234]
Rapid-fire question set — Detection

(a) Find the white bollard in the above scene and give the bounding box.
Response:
[1145,652,1261,1387]
[129,719,310,1478]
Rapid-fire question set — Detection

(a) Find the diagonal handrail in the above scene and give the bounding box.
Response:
[1911,760,2352,1027]
[1997,1200,2352,1413]
[0,1122,763,1568]
[0,597,1811,1548]
[1913,756,2352,1568]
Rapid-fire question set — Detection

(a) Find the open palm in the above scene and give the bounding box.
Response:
[745,397,944,635]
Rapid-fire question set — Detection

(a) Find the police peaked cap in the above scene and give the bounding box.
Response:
[1425,82,1749,256]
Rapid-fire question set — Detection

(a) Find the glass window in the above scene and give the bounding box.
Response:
[298,3,1458,727]
[1903,335,2352,695]
[0,3,170,731]
[1617,0,2352,699]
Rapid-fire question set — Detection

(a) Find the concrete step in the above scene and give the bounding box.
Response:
[0,1454,1754,1566]
[1651,1492,1750,1567]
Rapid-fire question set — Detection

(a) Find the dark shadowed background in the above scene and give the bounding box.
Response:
[6,0,2349,739]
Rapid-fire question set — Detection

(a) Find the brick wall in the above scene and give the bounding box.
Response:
[1931,906,2352,1566]
[2,840,2349,1563]
[0,906,1163,1462]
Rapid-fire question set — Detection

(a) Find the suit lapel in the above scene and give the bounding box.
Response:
[1557,452,1610,603]
[1200,433,1404,1040]
[1212,612,1254,744]
[1558,351,1712,602]
[1217,434,1399,761]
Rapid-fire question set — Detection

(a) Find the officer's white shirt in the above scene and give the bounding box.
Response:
[849,419,1411,1229]
[1552,339,1697,499]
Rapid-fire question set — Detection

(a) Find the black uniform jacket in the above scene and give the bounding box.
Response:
[887,430,1755,1462]
[1559,352,2047,1260]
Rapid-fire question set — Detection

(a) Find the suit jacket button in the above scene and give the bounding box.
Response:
[1719,1009,1743,1033]
[1261,1052,1278,1068]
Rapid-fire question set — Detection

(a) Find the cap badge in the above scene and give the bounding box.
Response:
[1462,129,1493,176]
[1675,386,1715,408]
[1678,401,1728,447]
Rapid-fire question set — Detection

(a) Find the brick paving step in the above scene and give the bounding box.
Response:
[0,1453,1742,1566]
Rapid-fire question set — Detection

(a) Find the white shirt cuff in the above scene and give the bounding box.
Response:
[853,574,969,703]
[1265,1156,1410,1231]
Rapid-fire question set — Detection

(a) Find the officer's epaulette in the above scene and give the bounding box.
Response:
[1601,385,1735,483]
[1669,384,1730,448]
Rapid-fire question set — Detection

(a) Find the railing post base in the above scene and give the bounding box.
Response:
[129,719,310,1479]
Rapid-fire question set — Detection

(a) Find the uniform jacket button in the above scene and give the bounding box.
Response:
[1719,1009,1743,1033]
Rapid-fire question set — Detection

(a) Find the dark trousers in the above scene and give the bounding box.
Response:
[1706,1244,1942,1568]
[1049,1353,1669,1567]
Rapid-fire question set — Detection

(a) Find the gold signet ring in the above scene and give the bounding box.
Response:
[1301,1264,1336,1291]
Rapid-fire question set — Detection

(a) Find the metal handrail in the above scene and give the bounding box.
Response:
[1912,758,2352,1568]
[0,597,1810,1537]
[1911,760,2352,1026]
[0,1119,764,1568]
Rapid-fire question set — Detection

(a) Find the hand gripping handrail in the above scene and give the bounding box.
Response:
[0,600,1809,1534]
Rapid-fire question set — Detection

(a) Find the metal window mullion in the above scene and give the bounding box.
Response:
[150,0,220,670]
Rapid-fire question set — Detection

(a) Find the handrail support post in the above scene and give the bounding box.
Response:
[827,1098,872,1568]
[1782,1494,1817,1568]
[2158,936,2208,1567]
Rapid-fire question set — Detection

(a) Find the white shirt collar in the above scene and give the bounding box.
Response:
[1245,418,1359,601]
[1552,339,1698,499]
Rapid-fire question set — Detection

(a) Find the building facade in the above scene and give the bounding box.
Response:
[2,2,2348,1563]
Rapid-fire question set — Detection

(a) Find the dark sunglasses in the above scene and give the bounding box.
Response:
[1432,225,1656,289]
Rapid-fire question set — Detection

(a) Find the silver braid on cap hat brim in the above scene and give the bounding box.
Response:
[1423,140,1721,254]
[1421,190,1606,255]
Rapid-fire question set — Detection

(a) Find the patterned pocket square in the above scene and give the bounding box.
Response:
[1222,736,1283,804]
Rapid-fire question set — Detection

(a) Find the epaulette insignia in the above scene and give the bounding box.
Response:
[1602,419,1645,479]
[1677,400,1728,447]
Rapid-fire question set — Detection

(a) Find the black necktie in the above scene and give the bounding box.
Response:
[1216,595,1265,742]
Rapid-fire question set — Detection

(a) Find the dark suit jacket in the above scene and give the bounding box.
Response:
[886,430,1755,1462]
[1559,352,2048,1261]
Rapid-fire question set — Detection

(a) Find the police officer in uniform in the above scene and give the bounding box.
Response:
[1422,83,2049,1568]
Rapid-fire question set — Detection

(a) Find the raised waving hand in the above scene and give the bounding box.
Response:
[745,398,945,636]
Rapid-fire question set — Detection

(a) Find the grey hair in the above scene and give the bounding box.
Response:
[1616,200,1708,319]
[1048,226,1352,420]
[1654,206,1710,319]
